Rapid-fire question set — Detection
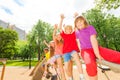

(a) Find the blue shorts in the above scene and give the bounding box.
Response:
[55,54,62,59]
[63,50,77,62]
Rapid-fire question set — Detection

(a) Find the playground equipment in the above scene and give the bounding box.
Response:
[30,58,46,80]
[97,59,120,80]
[30,57,120,80]
[0,58,7,80]
[30,58,61,80]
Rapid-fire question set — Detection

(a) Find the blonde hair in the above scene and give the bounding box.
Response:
[74,16,89,29]
[64,25,73,32]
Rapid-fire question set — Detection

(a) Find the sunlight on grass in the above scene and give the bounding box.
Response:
[0,60,38,66]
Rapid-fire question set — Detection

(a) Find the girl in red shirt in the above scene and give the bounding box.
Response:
[59,14,85,80]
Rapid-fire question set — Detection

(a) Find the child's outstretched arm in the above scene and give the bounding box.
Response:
[59,14,65,33]
[73,12,79,18]
[43,40,49,47]
[53,24,58,41]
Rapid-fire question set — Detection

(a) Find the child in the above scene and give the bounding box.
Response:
[43,40,55,58]
[53,24,66,80]
[43,47,50,61]
[43,41,56,79]
[59,14,85,80]
[43,40,63,80]
[74,15,120,80]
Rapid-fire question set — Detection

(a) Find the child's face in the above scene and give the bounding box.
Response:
[76,20,84,30]
[56,34,62,41]
[44,50,48,53]
[65,27,72,34]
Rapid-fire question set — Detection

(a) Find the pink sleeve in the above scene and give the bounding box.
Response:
[89,26,97,35]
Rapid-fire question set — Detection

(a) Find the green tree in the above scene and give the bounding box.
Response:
[95,0,120,10]
[104,15,120,51]
[27,20,53,61]
[0,27,18,58]
[13,40,28,60]
[82,9,120,51]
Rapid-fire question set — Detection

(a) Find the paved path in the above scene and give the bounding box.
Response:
[0,66,33,80]
[0,65,120,80]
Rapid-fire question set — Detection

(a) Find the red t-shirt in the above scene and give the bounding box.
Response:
[60,31,79,54]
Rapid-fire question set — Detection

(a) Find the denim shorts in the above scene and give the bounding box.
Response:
[54,54,62,59]
[63,50,77,62]
[47,54,62,64]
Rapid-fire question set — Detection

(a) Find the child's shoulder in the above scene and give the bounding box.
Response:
[87,25,95,29]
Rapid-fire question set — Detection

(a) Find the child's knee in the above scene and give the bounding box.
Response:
[86,63,97,76]
[87,70,97,76]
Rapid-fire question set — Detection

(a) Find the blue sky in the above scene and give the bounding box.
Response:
[13,0,24,6]
[0,0,119,33]
[0,6,13,15]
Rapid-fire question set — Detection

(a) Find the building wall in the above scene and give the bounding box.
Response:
[0,20,9,28]
[0,20,26,40]
[9,25,26,40]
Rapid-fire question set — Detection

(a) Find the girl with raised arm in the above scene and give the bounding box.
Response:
[59,14,85,80]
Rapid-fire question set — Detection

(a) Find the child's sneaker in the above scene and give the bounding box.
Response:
[80,77,85,80]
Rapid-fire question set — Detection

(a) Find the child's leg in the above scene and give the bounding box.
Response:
[72,51,83,73]
[42,63,49,77]
[71,51,85,80]
[68,60,73,78]
[64,60,73,80]
[57,57,66,80]
[99,46,120,64]
[44,63,49,72]
[89,76,98,80]
[63,53,73,80]
[81,49,98,80]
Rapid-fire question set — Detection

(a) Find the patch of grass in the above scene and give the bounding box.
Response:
[0,59,38,66]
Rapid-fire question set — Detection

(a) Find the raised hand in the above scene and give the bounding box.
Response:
[73,12,79,18]
[60,14,65,20]
[54,24,58,30]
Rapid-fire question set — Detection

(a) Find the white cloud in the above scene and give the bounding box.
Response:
[107,7,120,17]
[0,0,95,33]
